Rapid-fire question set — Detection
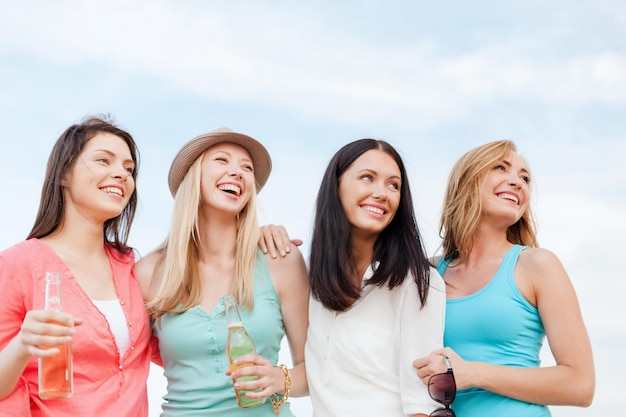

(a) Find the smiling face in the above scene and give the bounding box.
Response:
[199,142,256,215]
[480,150,530,227]
[338,149,401,241]
[63,132,135,223]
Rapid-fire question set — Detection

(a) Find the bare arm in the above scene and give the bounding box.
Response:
[133,251,161,302]
[415,248,595,407]
[265,246,310,397]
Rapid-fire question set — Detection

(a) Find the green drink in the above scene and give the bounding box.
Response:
[224,295,265,408]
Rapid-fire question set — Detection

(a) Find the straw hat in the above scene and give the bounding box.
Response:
[168,127,272,197]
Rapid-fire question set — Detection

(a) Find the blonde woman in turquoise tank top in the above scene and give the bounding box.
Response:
[134,129,310,416]
[413,140,595,416]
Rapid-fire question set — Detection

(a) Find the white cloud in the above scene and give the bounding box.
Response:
[2,1,625,132]
[1,2,624,416]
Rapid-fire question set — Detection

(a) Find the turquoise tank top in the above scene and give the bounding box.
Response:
[437,245,550,416]
[154,251,293,417]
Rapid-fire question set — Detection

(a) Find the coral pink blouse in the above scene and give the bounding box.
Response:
[0,239,153,417]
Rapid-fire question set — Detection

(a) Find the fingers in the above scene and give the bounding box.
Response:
[19,310,79,357]
[258,226,271,255]
[228,355,277,398]
[413,350,451,384]
[259,224,292,258]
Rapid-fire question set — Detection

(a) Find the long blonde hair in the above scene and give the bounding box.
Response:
[439,140,538,263]
[148,153,261,318]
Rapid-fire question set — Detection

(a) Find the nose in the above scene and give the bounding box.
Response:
[228,165,243,178]
[372,181,388,201]
[508,175,522,188]
[112,164,130,181]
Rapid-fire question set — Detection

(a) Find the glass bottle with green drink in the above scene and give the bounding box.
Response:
[223,294,265,408]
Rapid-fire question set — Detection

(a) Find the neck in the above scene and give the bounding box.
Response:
[464,224,513,268]
[41,218,106,255]
[351,237,375,282]
[197,210,238,261]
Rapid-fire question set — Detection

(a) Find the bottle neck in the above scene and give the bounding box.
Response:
[223,295,243,325]
[45,272,63,311]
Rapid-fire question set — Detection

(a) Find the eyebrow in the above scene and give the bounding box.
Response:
[211,149,253,163]
[357,168,401,181]
[94,148,135,166]
[502,159,529,175]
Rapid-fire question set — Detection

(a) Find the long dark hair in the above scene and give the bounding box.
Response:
[308,139,431,311]
[27,115,140,254]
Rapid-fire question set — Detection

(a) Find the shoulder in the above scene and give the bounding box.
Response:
[428,265,446,292]
[517,246,571,292]
[517,247,564,273]
[134,250,162,300]
[0,239,39,259]
[264,246,307,273]
[399,266,445,296]
[264,247,309,293]
[429,255,442,266]
[0,239,49,277]
[105,244,136,266]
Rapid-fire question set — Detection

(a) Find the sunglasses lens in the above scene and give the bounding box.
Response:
[430,408,456,417]
[428,373,456,404]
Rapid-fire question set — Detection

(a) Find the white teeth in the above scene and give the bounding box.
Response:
[498,193,518,204]
[218,184,241,196]
[363,206,384,215]
[102,187,123,196]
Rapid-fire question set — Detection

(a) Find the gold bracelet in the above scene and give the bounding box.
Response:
[270,364,292,415]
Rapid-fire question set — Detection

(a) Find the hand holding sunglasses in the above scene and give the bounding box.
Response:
[427,355,456,417]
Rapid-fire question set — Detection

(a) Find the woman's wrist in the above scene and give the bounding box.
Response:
[272,364,286,394]
[271,364,292,414]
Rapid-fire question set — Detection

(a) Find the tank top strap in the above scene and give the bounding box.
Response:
[500,244,527,273]
[253,249,279,303]
[436,245,528,282]
[436,256,451,277]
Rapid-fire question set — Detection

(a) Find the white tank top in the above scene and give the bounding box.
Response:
[92,299,131,356]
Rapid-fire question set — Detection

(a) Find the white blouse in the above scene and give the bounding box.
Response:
[305,266,446,417]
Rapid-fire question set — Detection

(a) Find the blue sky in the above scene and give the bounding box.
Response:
[1,1,624,415]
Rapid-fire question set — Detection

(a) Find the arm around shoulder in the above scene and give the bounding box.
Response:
[264,246,310,397]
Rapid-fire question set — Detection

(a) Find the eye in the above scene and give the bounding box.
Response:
[96,157,110,164]
[125,166,135,175]
[521,175,530,184]
[242,163,254,172]
[360,174,373,182]
[388,181,400,190]
[214,156,228,163]
[494,164,506,171]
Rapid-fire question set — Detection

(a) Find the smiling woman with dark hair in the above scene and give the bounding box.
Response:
[303,138,446,417]
[0,115,153,417]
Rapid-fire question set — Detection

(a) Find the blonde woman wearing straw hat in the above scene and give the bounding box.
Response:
[134,128,309,416]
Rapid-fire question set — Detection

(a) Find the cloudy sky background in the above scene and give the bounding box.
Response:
[1,1,624,415]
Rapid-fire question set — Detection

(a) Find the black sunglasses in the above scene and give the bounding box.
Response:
[428,356,456,417]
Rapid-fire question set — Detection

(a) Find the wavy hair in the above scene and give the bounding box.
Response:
[309,139,431,311]
[439,140,538,263]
